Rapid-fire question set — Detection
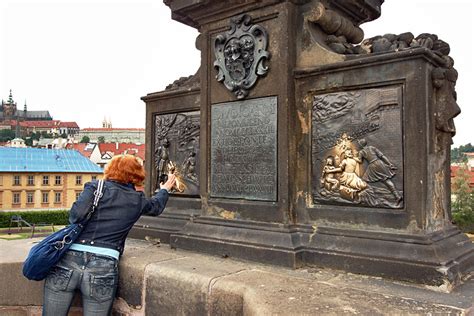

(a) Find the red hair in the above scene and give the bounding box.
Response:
[104,155,145,185]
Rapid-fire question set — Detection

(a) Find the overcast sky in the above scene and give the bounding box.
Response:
[0,0,472,147]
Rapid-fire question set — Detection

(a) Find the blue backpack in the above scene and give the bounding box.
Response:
[22,180,104,281]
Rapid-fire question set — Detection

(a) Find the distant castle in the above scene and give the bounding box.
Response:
[0,90,53,122]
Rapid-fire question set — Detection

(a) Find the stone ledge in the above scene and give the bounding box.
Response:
[1,238,473,315]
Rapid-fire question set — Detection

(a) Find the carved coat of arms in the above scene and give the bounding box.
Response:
[214,14,270,99]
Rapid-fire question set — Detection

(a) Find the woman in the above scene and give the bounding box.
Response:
[42,154,176,316]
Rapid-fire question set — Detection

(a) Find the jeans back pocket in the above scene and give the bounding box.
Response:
[45,266,73,291]
[89,273,117,303]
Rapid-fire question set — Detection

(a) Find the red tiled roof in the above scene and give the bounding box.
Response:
[59,121,79,128]
[98,143,145,160]
[70,143,95,158]
[1,120,28,127]
[22,120,60,128]
[451,165,474,187]
[82,128,144,132]
[4,120,79,129]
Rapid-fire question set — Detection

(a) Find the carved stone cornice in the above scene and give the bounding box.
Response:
[329,0,384,25]
[163,0,382,28]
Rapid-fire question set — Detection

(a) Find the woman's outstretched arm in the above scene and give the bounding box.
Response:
[142,174,176,216]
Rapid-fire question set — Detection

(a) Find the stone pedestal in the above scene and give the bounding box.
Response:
[132,75,201,243]
[138,0,474,287]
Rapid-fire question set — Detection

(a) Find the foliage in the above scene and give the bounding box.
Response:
[0,129,15,142]
[40,131,53,139]
[24,137,33,146]
[452,211,474,233]
[451,143,474,163]
[451,164,474,233]
[61,133,67,138]
[23,132,41,146]
[97,136,105,143]
[0,210,69,228]
[80,136,90,143]
[30,131,41,141]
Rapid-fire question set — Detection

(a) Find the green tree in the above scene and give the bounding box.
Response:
[30,132,41,141]
[24,137,33,146]
[97,136,105,143]
[80,136,90,143]
[451,143,474,163]
[451,164,474,231]
[41,131,53,138]
[60,132,67,138]
[0,129,15,142]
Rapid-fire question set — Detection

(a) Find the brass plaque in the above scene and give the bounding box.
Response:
[211,97,277,201]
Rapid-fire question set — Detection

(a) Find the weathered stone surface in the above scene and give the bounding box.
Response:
[0,239,44,306]
[117,239,184,308]
[144,254,248,315]
[212,269,466,315]
[139,67,201,247]
[0,239,473,314]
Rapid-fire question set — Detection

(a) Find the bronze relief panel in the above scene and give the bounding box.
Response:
[311,86,404,209]
[153,111,200,196]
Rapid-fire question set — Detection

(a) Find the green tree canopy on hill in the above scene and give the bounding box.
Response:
[30,132,41,141]
[80,136,90,143]
[452,143,474,163]
[0,129,15,142]
[40,131,53,139]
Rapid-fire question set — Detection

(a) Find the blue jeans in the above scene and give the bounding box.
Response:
[42,250,119,316]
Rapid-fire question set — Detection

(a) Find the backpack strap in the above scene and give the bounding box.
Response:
[84,180,105,222]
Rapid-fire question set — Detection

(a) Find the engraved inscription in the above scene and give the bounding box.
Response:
[311,87,404,209]
[211,97,277,201]
[153,111,200,196]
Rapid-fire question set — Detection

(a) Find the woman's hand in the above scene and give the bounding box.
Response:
[160,173,176,192]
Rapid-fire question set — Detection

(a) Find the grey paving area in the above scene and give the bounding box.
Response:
[1,238,473,315]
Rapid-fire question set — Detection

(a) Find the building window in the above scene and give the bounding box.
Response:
[27,175,35,186]
[55,175,62,185]
[54,192,61,203]
[0,175,3,186]
[76,175,82,185]
[43,175,49,185]
[92,175,97,181]
[75,191,82,200]
[27,192,34,204]
[0,192,2,205]
[13,192,20,204]
[42,192,49,203]
[13,175,21,186]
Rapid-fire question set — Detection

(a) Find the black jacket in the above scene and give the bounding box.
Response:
[69,180,169,254]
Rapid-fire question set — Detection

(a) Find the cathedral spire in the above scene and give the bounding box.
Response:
[24,100,27,112]
[8,89,14,104]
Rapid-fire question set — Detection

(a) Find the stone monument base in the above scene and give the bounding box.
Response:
[170,219,474,287]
